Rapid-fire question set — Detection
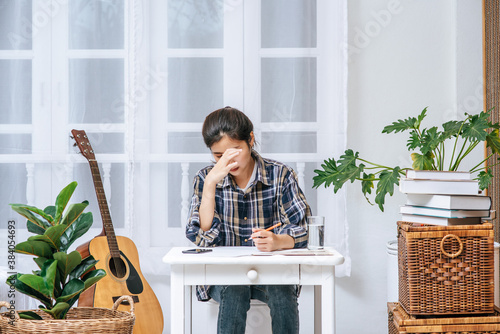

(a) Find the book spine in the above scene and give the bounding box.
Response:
[399,179,479,195]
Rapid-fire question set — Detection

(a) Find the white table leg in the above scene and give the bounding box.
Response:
[321,266,335,334]
[171,264,185,334]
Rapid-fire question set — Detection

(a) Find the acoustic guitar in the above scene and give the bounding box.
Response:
[72,129,164,334]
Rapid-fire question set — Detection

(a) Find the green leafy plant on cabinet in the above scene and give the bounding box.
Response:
[313,108,500,211]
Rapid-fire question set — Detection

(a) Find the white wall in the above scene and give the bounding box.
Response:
[337,1,483,333]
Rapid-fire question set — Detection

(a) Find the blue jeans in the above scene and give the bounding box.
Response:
[208,285,299,334]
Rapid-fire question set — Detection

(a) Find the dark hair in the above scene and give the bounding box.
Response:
[202,106,254,148]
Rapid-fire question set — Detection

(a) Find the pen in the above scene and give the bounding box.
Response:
[245,222,282,242]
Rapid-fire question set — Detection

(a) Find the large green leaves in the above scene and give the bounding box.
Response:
[361,173,374,195]
[54,181,78,224]
[18,311,44,320]
[33,257,48,270]
[419,127,441,155]
[486,129,500,154]
[441,120,463,139]
[40,302,70,320]
[16,261,56,301]
[10,204,53,233]
[60,201,89,226]
[8,181,99,320]
[7,274,52,309]
[81,269,107,290]
[314,149,404,211]
[382,107,427,134]
[313,158,338,189]
[26,221,47,236]
[411,151,435,170]
[28,225,66,250]
[313,108,500,212]
[477,169,494,190]
[374,167,401,211]
[56,279,85,304]
[69,256,99,281]
[313,149,364,193]
[15,240,53,258]
[59,212,93,253]
[54,251,82,283]
[462,111,490,141]
[40,260,58,299]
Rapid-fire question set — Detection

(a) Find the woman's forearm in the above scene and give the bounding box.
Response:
[276,234,295,250]
[199,180,217,231]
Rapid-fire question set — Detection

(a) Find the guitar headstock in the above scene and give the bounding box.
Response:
[71,129,95,161]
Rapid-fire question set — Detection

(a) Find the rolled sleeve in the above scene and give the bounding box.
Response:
[185,172,222,247]
[278,169,311,249]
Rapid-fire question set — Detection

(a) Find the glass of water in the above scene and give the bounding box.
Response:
[307,216,325,250]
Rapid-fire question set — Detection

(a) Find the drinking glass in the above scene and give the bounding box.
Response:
[307,216,325,250]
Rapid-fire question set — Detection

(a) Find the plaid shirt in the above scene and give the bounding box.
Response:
[186,150,311,301]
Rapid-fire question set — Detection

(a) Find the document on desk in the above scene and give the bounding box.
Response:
[197,246,258,257]
[252,249,333,256]
[195,247,333,257]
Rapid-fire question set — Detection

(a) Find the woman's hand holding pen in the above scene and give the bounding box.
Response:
[206,148,241,185]
[251,227,294,252]
[251,228,279,252]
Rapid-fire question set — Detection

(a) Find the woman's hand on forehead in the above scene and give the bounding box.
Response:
[206,149,242,185]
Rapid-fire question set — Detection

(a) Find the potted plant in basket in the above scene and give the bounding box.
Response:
[3,181,106,320]
[313,108,500,211]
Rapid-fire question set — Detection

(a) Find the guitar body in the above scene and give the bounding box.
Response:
[78,236,164,334]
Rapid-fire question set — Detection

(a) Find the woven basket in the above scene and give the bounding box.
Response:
[388,302,500,333]
[0,295,135,334]
[398,221,494,316]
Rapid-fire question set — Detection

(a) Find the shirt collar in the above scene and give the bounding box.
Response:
[252,150,272,187]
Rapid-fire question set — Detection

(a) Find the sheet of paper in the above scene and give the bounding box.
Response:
[190,247,334,257]
[252,249,333,256]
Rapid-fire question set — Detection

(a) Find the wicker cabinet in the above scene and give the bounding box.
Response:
[397,221,495,316]
[390,221,498,333]
[388,302,500,334]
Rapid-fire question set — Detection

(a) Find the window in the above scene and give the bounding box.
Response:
[140,0,348,276]
[0,0,128,236]
[0,0,348,276]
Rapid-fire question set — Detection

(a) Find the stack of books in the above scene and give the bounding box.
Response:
[399,170,492,226]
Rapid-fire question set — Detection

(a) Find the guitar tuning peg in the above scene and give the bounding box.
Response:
[70,135,74,140]
[73,143,77,147]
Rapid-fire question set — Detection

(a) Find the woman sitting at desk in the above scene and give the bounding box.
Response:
[186,106,311,334]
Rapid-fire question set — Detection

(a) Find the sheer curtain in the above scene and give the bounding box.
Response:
[0,2,349,309]
[134,0,350,276]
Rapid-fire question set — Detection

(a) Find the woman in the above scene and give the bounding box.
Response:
[186,106,311,334]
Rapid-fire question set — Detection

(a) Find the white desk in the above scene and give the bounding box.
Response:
[163,247,344,334]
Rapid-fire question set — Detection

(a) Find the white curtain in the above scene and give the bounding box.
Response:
[0,1,349,303]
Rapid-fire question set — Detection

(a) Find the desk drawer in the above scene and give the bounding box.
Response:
[205,264,299,285]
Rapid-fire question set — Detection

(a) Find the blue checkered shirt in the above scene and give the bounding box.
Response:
[186,151,311,301]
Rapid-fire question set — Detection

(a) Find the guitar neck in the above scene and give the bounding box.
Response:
[89,160,120,258]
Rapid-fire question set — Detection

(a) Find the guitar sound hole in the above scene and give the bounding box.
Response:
[109,257,127,278]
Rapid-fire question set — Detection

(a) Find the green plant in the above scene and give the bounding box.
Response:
[313,108,500,211]
[6,181,106,320]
